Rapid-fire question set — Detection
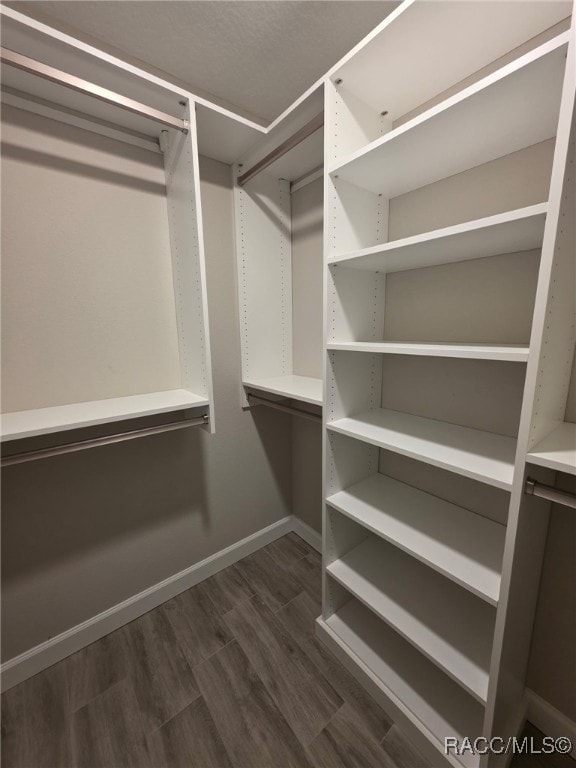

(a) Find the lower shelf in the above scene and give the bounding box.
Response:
[243,375,323,406]
[1,389,209,441]
[526,422,576,475]
[318,598,484,768]
[326,473,504,605]
[326,537,494,702]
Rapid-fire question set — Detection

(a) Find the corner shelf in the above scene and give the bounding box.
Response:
[0,389,209,441]
[326,536,494,702]
[330,203,548,273]
[327,342,529,362]
[243,375,322,406]
[526,422,576,475]
[328,36,567,197]
[327,473,504,605]
[327,408,517,490]
[317,600,484,768]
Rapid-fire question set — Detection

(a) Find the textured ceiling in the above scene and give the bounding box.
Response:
[10,1,398,122]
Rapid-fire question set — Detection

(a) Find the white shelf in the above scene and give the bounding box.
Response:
[327,341,529,362]
[327,408,517,490]
[319,601,484,768]
[243,375,322,406]
[329,36,567,197]
[327,473,504,605]
[0,389,208,441]
[331,204,548,273]
[327,537,494,702]
[527,422,576,475]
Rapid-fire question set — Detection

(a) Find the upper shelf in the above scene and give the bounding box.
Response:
[327,342,530,363]
[328,36,568,197]
[327,408,517,490]
[330,2,571,125]
[527,422,576,475]
[1,389,208,441]
[330,203,548,273]
[243,375,323,406]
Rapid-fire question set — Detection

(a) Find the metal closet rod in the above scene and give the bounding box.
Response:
[1,414,209,467]
[525,477,576,510]
[247,393,321,423]
[0,48,189,134]
[237,112,324,187]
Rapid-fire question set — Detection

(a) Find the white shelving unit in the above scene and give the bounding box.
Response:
[318,3,576,767]
[330,204,548,273]
[327,342,530,362]
[327,409,517,491]
[0,7,215,439]
[0,391,209,442]
[527,422,576,475]
[326,474,504,605]
[326,535,495,702]
[233,92,324,410]
[242,375,322,406]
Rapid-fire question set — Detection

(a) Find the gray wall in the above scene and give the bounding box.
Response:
[291,177,323,534]
[1,131,292,660]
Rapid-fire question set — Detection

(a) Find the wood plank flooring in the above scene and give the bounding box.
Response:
[1,533,568,768]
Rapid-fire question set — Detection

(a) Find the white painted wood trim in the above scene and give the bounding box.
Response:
[0,515,293,692]
[291,516,322,553]
[525,689,576,760]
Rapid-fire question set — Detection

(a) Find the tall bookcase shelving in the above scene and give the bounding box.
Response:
[1,7,216,440]
[317,2,576,766]
[233,93,325,410]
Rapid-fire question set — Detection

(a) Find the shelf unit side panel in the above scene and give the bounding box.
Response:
[328,267,386,343]
[529,117,576,450]
[326,350,383,422]
[233,170,293,384]
[327,177,388,257]
[164,111,211,411]
[327,80,390,163]
[484,23,576,743]
[326,431,379,497]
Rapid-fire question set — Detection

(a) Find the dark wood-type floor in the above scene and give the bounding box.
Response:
[1,533,572,768]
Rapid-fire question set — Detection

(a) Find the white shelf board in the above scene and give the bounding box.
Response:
[327,537,494,703]
[327,341,529,363]
[1,389,208,441]
[527,422,576,475]
[243,375,323,406]
[327,473,504,605]
[331,204,548,273]
[329,37,568,197]
[320,601,484,768]
[331,2,571,123]
[328,408,517,490]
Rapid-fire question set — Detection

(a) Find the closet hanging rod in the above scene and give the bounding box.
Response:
[237,112,324,186]
[525,477,576,509]
[0,48,189,134]
[247,393,321,423]
[0,414,208,467]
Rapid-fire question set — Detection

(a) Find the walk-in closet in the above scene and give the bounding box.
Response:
[1,2,575,767]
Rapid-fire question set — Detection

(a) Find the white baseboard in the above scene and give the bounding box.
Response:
[291,516,322,552]
[525,689,576,760]
[1,515,293,692]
